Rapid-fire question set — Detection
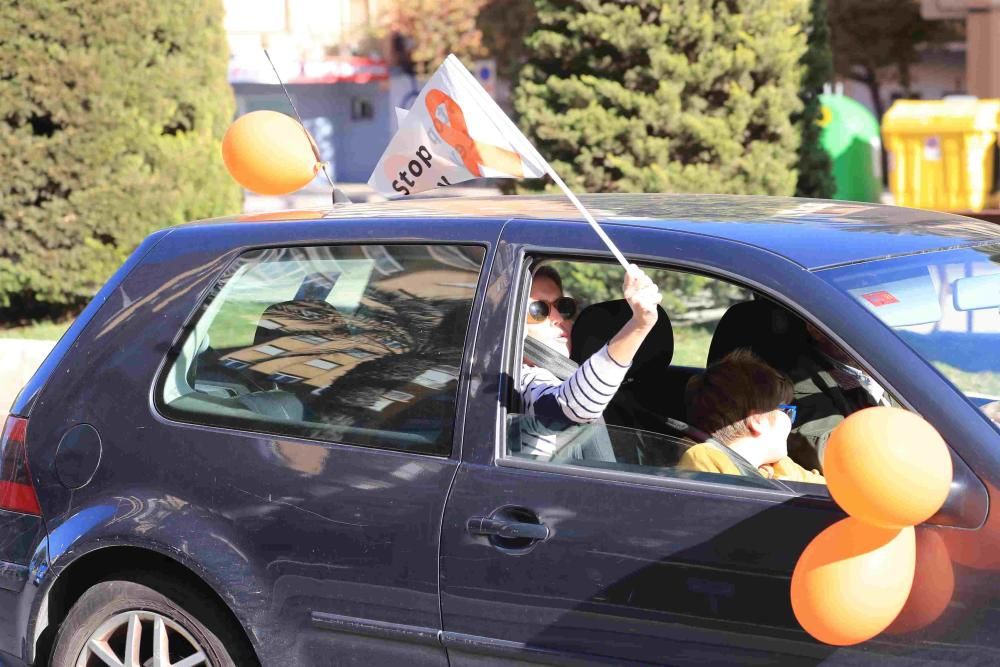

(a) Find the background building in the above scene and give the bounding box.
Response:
[922,0,1000,97]
[845,1,1000,117]
[223,0,393,184]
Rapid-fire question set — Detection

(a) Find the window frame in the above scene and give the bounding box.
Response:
[496,251,897,502]
[152,241,489,459]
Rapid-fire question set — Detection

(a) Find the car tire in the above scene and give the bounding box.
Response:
[49,573,255,667]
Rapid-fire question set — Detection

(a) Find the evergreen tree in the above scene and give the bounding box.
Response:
[515,0,809,195]
[794,0,835,198]
[0,0,240,316]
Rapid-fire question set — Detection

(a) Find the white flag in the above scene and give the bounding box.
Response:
[394,106,408,129]
[369,55,547,197]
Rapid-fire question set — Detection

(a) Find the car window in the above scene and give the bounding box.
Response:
[546,260,751,367]
[157,244,485,455]
[506,416,783,490]
[509,258,888,490]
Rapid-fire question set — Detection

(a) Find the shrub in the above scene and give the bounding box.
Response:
[514,0,809,196]
[0,0,240,315]
[794,0,835,198]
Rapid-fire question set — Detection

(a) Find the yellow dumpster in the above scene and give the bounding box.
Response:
[882,98,1000,212]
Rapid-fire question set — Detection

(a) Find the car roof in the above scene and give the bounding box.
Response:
[194,193,1000,270]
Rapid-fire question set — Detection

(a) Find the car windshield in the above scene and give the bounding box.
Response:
[819,244,1000,428]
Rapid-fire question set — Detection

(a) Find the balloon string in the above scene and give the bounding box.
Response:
[318,162,336,190]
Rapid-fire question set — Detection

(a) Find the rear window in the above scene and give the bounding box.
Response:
[156,243,486,455]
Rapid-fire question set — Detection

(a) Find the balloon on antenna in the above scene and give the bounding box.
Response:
[221,110,320,195]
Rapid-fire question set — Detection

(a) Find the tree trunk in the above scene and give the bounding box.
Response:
[853,66,888,188]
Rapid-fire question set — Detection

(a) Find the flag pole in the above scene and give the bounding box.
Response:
[543,168,633,274]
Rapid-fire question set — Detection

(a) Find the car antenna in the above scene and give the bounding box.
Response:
[264,49,352,205]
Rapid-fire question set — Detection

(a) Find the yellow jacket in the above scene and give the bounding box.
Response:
[678,443,826,484]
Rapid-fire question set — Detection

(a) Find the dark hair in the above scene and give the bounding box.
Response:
[685,349,793,445]
[532,265,563,292]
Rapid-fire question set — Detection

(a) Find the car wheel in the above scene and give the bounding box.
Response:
[50,574,253,667]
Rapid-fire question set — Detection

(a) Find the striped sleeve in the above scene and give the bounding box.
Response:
[520,345,630,430]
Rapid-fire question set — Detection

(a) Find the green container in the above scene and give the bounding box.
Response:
[818,94,882,203]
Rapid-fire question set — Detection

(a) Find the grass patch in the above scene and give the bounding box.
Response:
[206,301,273,350]
[934,362,1000,399]
[672,324,713,368]
[0,307,720,369]
[0,318,73,341]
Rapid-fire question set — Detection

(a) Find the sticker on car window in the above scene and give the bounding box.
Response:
[861,291,899,307]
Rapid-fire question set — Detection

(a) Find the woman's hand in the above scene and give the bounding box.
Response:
[605,265,662,366]
[623,265,661,330]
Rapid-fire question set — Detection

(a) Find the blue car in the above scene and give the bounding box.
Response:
[2,194,999,666]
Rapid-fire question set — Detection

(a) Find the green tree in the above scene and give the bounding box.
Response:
[514,0,809,196]
[478,0,538,82]
[794,0,835,198]
[0,0,240,317]
[829,0,962,123]
[382,0,488,76]
[550,261,747,318]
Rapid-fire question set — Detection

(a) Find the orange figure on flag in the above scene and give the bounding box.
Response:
[369,55,546,197]
[424,89,525,178]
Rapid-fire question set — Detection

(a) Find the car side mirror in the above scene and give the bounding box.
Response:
[931,447,989,529]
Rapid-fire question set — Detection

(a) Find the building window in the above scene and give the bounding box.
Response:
[305,358,340,371]
[295,334,330,345]
[351,97,374,120]
[267,373,303,384]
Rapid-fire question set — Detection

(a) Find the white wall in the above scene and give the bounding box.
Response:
[0,340,56,417]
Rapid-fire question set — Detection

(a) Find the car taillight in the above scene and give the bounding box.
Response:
[0,416,41,515]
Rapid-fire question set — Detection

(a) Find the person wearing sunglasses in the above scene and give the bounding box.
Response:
[518,264,662,459]
[679,349,825,483]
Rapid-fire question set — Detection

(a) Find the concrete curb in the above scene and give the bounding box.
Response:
[0,339,56,415]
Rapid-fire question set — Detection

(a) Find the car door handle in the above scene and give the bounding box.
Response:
[467,516,549,541]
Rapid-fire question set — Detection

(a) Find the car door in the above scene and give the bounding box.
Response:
[438,218,987,666]
[144,233,493,665]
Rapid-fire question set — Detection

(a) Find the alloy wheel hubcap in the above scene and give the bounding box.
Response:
[77,610,211,667]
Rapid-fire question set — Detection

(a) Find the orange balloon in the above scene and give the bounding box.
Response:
[221,111,319,195]
[791,517,915,645]
[884,529,954,635]
[824,407,952,529]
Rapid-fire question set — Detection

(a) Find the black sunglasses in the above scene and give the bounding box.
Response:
[527,297,578,323]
